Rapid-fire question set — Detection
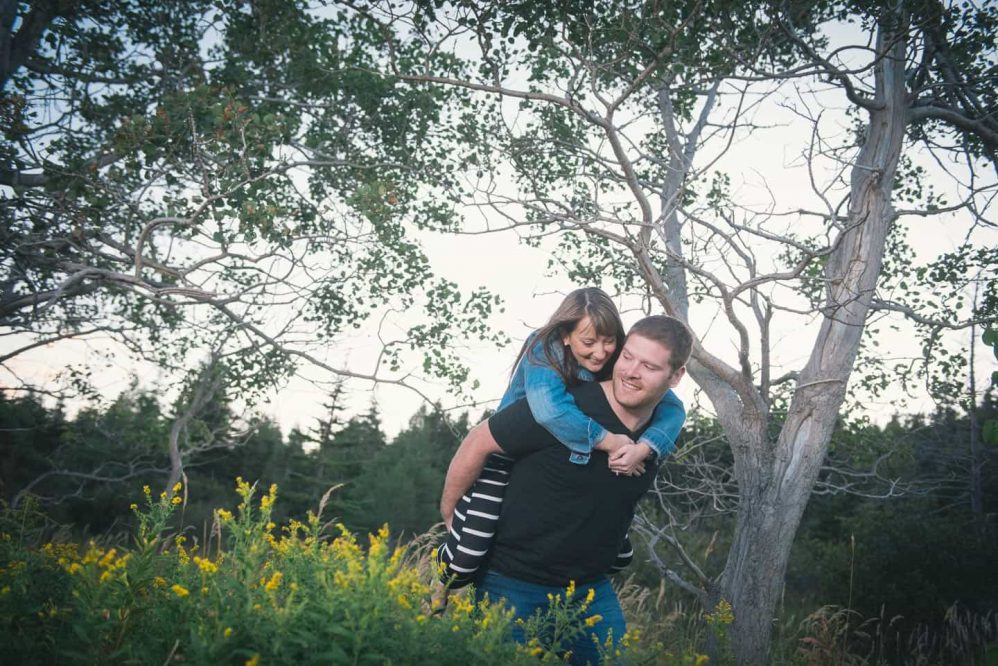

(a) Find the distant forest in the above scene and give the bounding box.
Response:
[2,386,995,633]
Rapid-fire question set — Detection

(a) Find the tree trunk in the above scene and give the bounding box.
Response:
[716,19,910,663]
[968,323,986,537]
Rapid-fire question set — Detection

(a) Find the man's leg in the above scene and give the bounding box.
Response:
[473,570,553,645]
[475,571,627,665]
[569,577,627,666]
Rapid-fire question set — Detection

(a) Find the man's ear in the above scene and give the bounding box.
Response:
[668,366,686,388]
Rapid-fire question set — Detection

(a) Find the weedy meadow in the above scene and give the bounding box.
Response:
[0,480,707,665]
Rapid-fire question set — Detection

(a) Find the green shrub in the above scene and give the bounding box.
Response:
[1,481,702,665]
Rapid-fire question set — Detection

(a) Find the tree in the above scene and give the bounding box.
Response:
[345,1,998,660]
[344,405,471,535]
[3,384,170,531]
[1,0,502,407]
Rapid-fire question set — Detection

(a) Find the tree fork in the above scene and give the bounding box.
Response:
[717,18,910,663]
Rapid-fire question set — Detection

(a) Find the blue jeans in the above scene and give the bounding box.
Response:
[475,570,626,665]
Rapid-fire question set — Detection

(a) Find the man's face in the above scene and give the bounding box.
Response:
[611,334,685,410]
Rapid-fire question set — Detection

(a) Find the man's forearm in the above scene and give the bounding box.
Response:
[440,420,503,526]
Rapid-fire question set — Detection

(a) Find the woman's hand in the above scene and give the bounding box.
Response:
[595,432,633,455]
[609,442,652,476]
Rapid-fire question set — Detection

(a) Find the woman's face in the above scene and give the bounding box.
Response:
[562,316,617,374]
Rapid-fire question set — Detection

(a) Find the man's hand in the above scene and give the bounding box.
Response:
[595,432,634,455]
[608,442,652,476]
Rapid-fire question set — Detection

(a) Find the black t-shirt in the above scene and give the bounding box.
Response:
[486,382,659,586]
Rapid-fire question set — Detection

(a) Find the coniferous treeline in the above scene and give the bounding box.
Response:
[1,387,996,637]
[0,387,473,542]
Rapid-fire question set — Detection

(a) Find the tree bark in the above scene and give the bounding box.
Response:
[716,18,910,663]
[968,322,986,538]
[0,0,70,90]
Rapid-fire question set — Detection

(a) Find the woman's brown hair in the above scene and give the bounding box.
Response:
[511,287,626,386]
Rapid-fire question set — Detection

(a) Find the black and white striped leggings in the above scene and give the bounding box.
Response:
[436,453,634,588]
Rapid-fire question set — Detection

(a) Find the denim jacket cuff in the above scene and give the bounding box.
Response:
[587,421,609,449]
[638,429,675,458]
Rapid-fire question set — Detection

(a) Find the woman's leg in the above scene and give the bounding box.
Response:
[609,534,633,573]
[436,452,513,588]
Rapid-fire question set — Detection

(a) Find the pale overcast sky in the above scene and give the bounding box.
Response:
[3,16,995,440]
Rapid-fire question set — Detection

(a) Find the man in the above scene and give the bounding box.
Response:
[439,315,692,664]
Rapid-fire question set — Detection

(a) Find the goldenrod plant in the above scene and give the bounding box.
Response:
[1,480,704,665]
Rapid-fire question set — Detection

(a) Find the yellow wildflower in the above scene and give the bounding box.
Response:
[705,598,734,626]
[449,593,474,616]
[171,584,189,598]
[223,627,233,638]
[171,495,182,506]
[235,477,251,496]
[98,548,117,568]
[584,587,596,605]
[264,571,282,592]
[216,509,233,522]
[142,485,151,496]
[81,544,100,565]
[695,656,710,666]
[129,503,138,511]
[173,481,182,493]
[99,571,113,584]
[153,576,167,587]
[193,556,218,574]
[245,655,260,666]
[584,614,603,627]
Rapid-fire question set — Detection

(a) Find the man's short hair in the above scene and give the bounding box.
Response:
[627,316,693,373]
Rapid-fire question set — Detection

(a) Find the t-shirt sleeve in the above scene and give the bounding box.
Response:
[487,397,555,458]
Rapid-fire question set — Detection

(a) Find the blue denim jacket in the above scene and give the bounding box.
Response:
[499,332,685,464]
